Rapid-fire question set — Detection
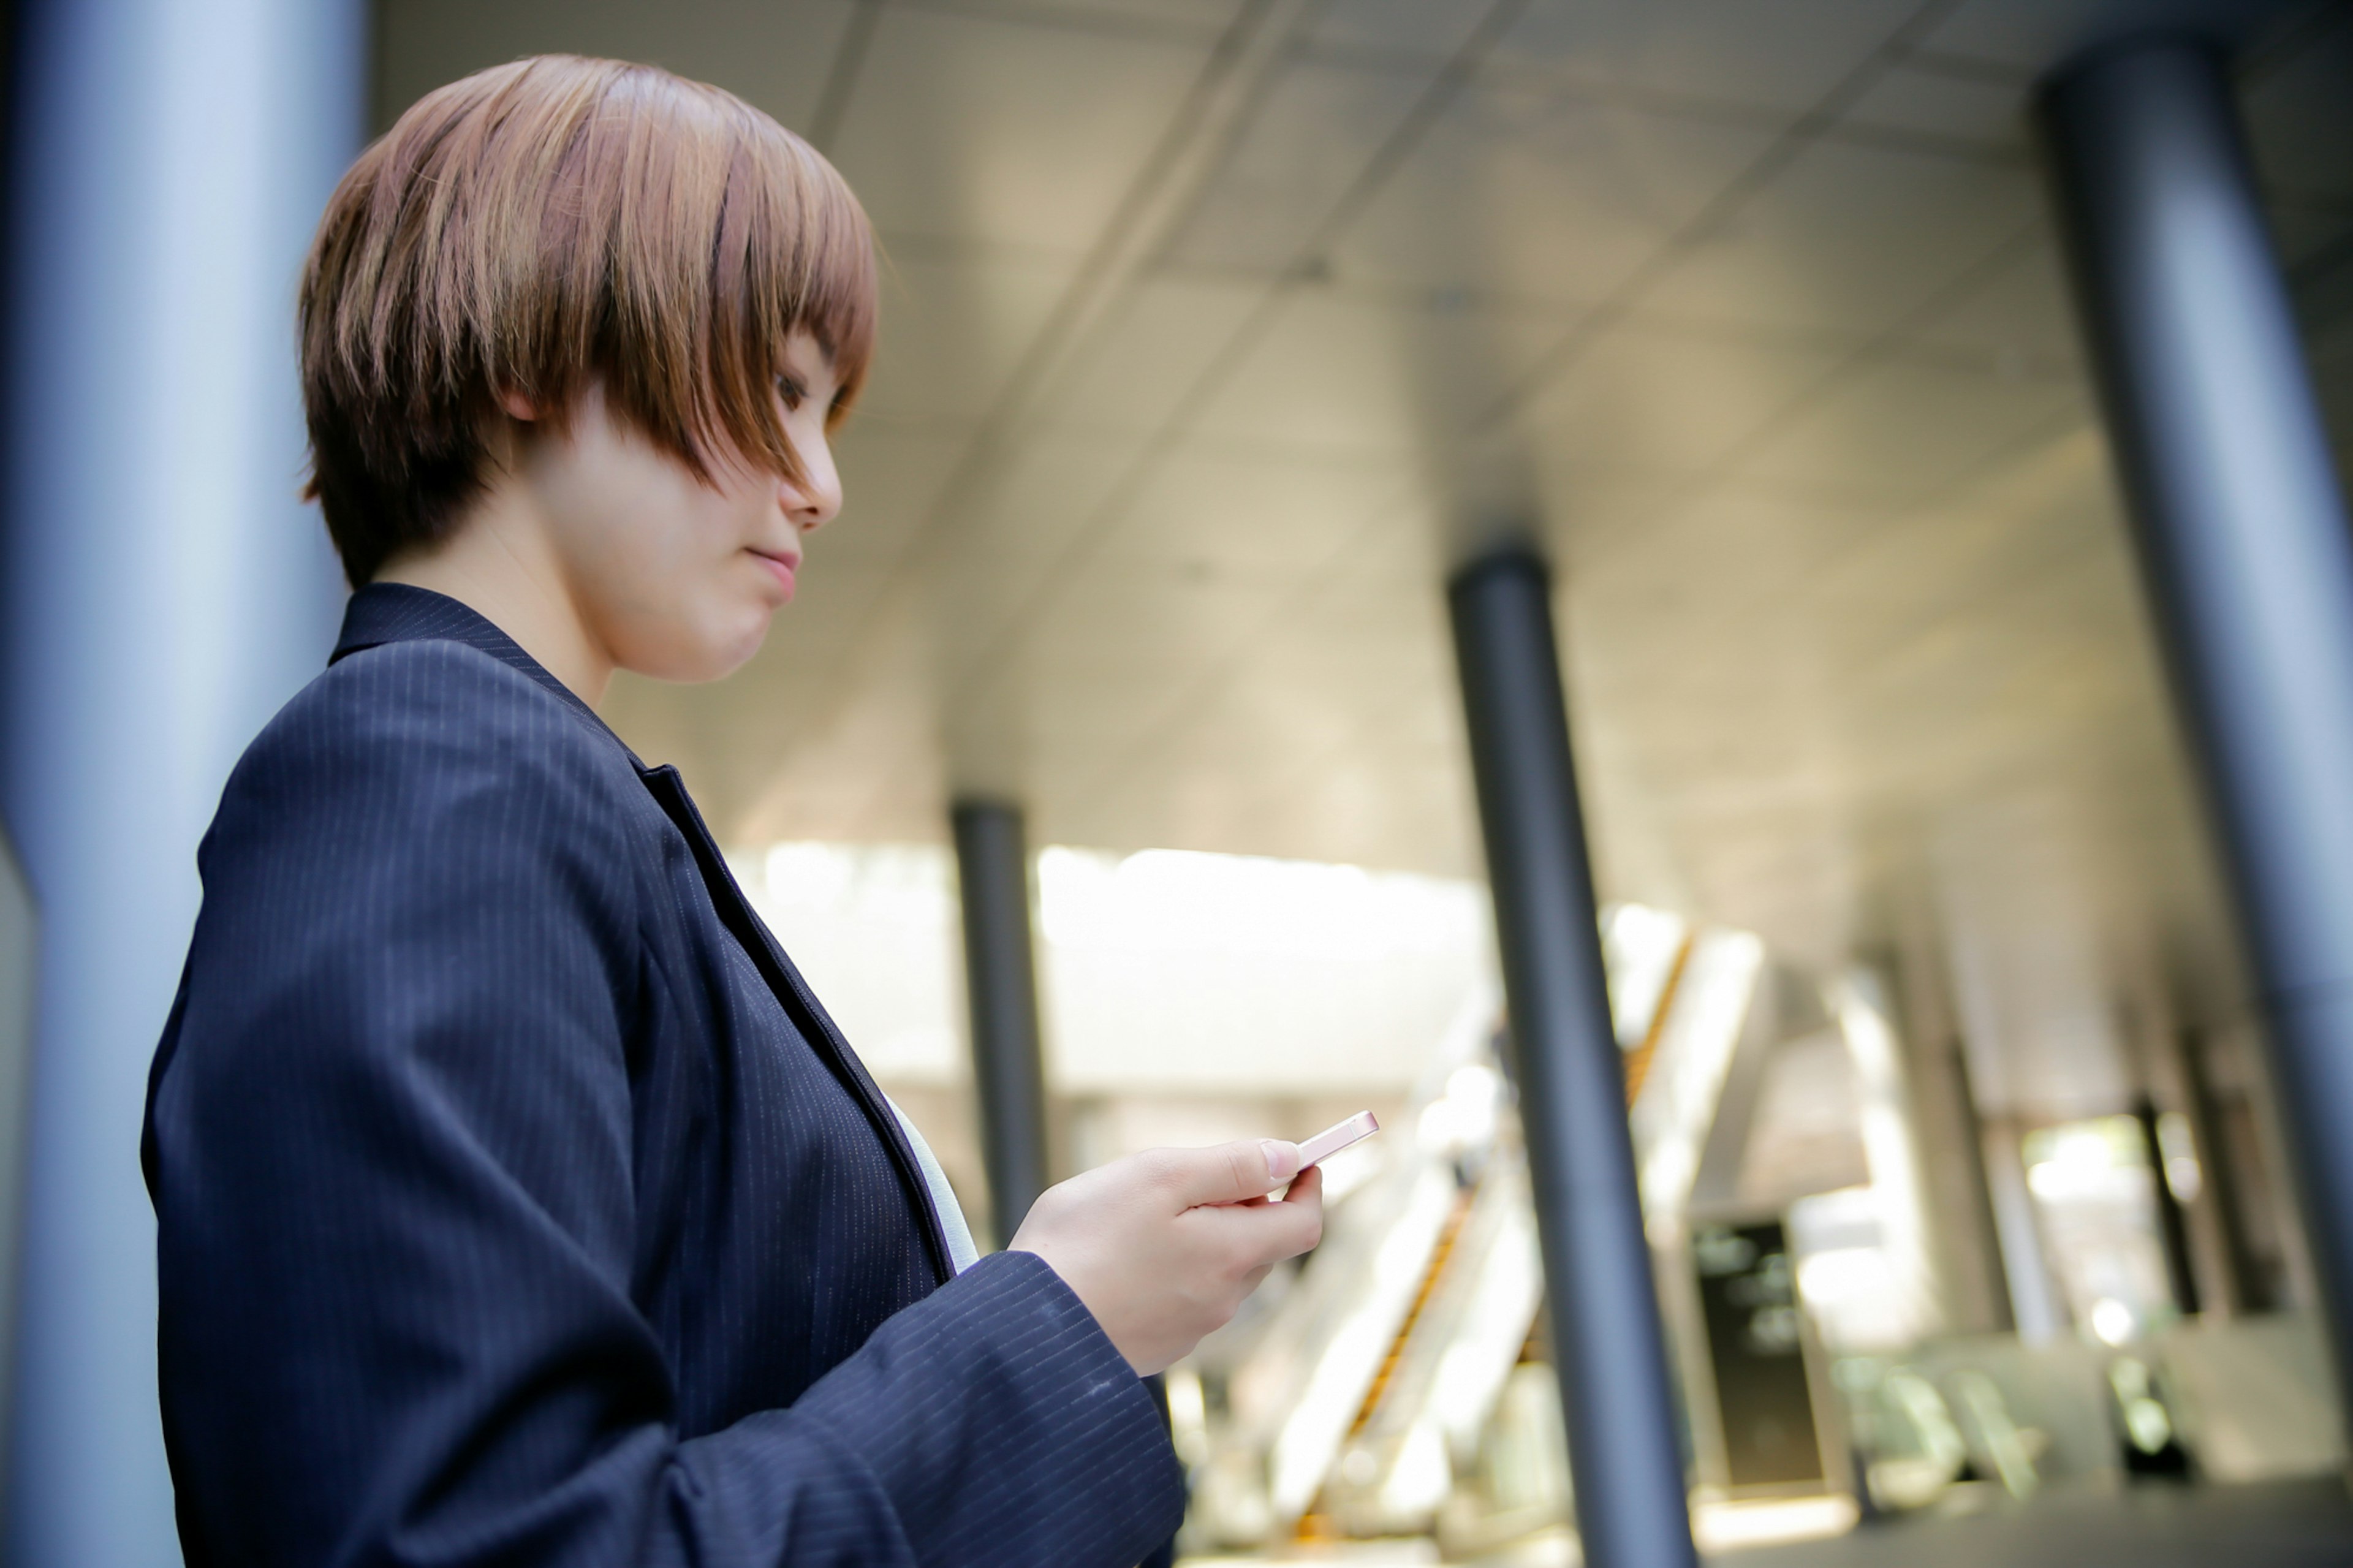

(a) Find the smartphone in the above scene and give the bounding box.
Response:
[1297,1110,1379,1168]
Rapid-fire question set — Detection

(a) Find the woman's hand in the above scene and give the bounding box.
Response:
[1010,1140,1325,1376]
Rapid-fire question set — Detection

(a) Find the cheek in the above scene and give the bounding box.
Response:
[597,488,774,678]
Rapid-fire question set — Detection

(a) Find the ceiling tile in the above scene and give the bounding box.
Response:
[925,0,1243,34]
[1919,0,2312,74]
[830,7,1210,252]
[1515,316,1849,477]
[1031,275,1271,436]
[1021,562,1290,670]
[1840,62,2029,151]
[912,430,1157,670]
[2243,10,2353,205]
[376,0,856,131]
[825,424,972,569]
[1094,442,1408,581]
[2270,201,2353,273]
[1334,84,1776,306]
[1737,354,2086,504]
[1188,288,1572,455]
[1309,0,1494,59]
[1572,490,1894,637]
[1161,59,1432,277]
[1903,229,2083,374]
[1488,0,1909,115]
[1642,135,2040,337]
[857,249,1075,425]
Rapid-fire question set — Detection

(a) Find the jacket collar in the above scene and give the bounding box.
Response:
[332,583,628,753]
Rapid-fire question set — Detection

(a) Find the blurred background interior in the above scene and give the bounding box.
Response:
[4,0,2353,1564]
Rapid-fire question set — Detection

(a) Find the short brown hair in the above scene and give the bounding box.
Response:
[300,55,876,586]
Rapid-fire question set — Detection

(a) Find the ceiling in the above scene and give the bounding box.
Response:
[376,0,2353,1113]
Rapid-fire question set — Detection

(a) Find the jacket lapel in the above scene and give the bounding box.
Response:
[638,764,955,1286]
[329,587,955,1285]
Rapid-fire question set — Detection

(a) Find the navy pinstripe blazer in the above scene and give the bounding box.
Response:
[143,584,1181,1567]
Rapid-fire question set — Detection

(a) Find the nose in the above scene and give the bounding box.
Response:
[782,428,843,533]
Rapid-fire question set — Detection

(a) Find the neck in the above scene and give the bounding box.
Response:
[376,485,615,706]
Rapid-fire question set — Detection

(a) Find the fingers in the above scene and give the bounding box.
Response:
[1191,1167,1323,1268]
[1270,1165,1322,1253]
[1163,1138,1302,1208]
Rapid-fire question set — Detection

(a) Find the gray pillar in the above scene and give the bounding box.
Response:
[0,1,366,1559]
[2040,38,2353,1424]
[1448,551,1696,1568]
[951,800,1051,1248]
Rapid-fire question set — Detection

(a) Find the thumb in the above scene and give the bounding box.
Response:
[1173,1138,1301,1207]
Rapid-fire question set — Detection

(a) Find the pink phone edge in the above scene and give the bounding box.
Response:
[1297,1110,1380,1168]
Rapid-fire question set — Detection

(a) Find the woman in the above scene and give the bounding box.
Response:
[142,55,1321,1567]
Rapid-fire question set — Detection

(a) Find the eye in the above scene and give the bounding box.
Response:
[775,373,808,411]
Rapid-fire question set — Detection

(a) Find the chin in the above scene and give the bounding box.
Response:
[699,610,776,682]
[623,610,773,685]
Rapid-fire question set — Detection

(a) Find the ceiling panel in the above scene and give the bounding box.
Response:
[916,436,1169,688]
[1514,316,1851,477]
[1573,489,1895,640]
[829,7,1211,252]
[1015,558,1292,675]
[1029,275,1271,436]
[925,0,1243,34]
[854,248,1076,426]
[1308,0,1496,59]
[2242,8,2353,205]
[1333,84,1776,306]
[1735,353,2085,504]
[1091,442,1415,581]
[1488,0,1912,114]
[1903,229,2084,376]
[1188,288,1572,455]
[819,423,972,571]
[1789,433,2115,665]
[1839,60,2030,151]
[919,428,1155,587]
[1515,454,1699,569]
[1160,59,1433,278]
[374,0,857,131]
[1643,136,2042,337]
[1919,0,2314,72]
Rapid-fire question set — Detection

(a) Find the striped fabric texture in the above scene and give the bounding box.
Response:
[143,584,1181,1567]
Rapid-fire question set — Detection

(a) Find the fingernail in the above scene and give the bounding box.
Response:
[1261,1139,1301,1184]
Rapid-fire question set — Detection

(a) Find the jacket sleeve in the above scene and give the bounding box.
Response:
[145,642,1181,1568]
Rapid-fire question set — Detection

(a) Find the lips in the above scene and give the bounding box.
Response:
[750,549,799,601]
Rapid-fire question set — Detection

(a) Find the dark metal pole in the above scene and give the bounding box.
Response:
[2040,38,2353,1420]
[2173,1027,2267,1312]
[2134,1096,2203,1317]
[950,798,1051,1248]
[1449,551,1696,1568]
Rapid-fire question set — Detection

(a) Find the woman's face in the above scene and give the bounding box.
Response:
[520,333,843,684]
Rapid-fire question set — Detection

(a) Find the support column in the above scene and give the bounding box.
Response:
[951,799,1051,1248]
[2041,38,2353,1426]
[1449,550,1696,1568]
[2172,1025,2267,1314]
[0,1,366,1560]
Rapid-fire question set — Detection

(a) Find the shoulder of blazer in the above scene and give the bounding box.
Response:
[267,636,643,791]
[308,634,637,759]
[217,636,665,894]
